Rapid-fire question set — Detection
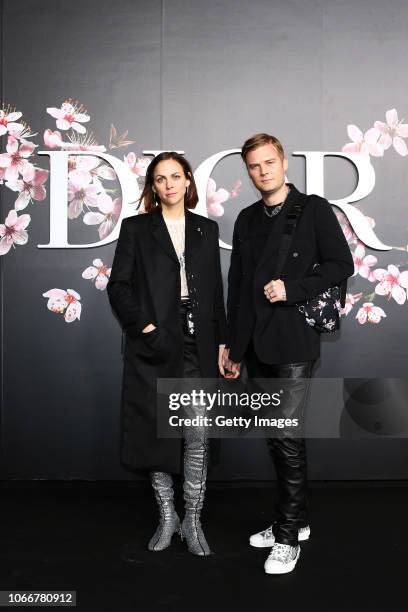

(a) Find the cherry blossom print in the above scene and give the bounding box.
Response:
[0,209,31,255]
[47,101,90,134]
[109,124,135,149]
[0,137,36,182]
[42,288,82,323]
[356,302,387,325]
[0,109,24,137]
[230,180,242,199]
[67,172,100,219]
[59,132,106,152]
[124,152,151,177]
[342,125,384,157]
[206,178,230,217]
[341,292,363,317]
[374,108,408,157]
[68,155,115,188]
[373,265,408,305]
[83,196,121,240]
[43,128,63,149]
[82,258,111,290]
[6,166,49,211]
[352,244,378,280]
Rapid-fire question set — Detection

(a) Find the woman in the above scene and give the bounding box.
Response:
[107,152,226,556]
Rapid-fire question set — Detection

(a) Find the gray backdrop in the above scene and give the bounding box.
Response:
[1,0,408,480]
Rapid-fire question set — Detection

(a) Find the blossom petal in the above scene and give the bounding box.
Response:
[391,285,406,305]
[47,107,63,119]
[385,108,398,128]
[67,288,81,299]
[398,271,408,289]
[82,266,98,279]
[71,122,87,134]
[95,274,108,290]
[65,302,81,322]
[0,237,13,255]
[393,136,408,156]
[83,211,105,225]
[347,124,363,143]
[56,118,71,131]
[388,264,400,278]
[15,191,31,210]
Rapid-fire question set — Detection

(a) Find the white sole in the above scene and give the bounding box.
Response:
[249,527,310,548]
[264,548,300,575]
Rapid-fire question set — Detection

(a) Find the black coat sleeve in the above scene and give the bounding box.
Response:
[107,218,151,337]
[213,222,227,345]
[284,198,354,305]
[226,213,243,347]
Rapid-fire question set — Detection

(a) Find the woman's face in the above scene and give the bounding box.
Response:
[152,159,190,209]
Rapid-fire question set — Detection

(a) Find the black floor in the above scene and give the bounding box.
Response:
[0,481,407,611]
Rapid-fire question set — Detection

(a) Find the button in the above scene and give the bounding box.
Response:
[293,252,299,257]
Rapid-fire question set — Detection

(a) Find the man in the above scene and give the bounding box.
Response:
[223,133,353,574]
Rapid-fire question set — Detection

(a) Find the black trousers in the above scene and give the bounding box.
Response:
[245,339,315,546]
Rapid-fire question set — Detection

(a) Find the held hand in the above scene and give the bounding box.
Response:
[264,279,287,303]
[142,323,157,333]
[221,348,241,379]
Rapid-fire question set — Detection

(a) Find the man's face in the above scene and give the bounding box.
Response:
[245,143,288,195]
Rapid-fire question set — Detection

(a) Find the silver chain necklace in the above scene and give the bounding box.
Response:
[263,201,284,217]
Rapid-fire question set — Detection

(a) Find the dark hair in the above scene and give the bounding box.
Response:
[241,133,285,163]
[139,151,198,213]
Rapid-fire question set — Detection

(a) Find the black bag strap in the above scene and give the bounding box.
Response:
[274,199,305,278]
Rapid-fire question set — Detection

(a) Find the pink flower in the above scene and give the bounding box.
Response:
[83,196,121,240]
[206,178,230,217]
[373,265,408,305]
[341,292,363,317]
[47,101,90,134]
[124,153,151,177]
[230,180,242,199]
[82,258,111,290]
[42,288,81,322]
[68,155,115,187]
[342,125,383,157]
[0,209,31,255]
[352,244,378,280]
[356,302,386,325]
[0,137,36,181]
[6,165,49,211]
[0,109,24,137]
[67,172,100,219]
[43,128,63,149]
[374,108,408,157]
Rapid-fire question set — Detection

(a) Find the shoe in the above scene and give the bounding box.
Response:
[181,439,211,556]
[250,524,310,548]
[264,543,300,574]
[148,471,181,551]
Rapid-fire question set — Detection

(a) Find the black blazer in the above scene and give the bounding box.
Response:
[107,206,226,377]
[226,185,354,365]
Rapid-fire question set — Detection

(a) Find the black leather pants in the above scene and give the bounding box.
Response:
[245,340,315,546]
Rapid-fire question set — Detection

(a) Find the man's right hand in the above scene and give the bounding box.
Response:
[221,347,241,379]
[142,323,157,333]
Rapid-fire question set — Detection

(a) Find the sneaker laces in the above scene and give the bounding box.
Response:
[262,525,273,539]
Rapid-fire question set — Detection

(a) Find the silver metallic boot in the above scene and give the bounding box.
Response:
[181,439,211,556]
[148,471,181,551]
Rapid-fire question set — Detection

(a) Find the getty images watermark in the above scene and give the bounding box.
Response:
[156,378,408,439]
[167,388,299,431]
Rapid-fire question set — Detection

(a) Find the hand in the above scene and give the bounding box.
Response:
[221,347,241,379]
[142,323,157,333]
[264,279,287,303]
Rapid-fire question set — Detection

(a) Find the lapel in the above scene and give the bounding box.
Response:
[185,208,203,267]
[150,206,179,264]
[256,184,305,270]
[150,206,203,266]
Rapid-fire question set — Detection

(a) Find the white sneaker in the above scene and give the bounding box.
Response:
[264,543,300,574]
[249,524,310,548]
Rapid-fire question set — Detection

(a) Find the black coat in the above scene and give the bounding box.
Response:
[226,185,354,364]
[107,207,226,474]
